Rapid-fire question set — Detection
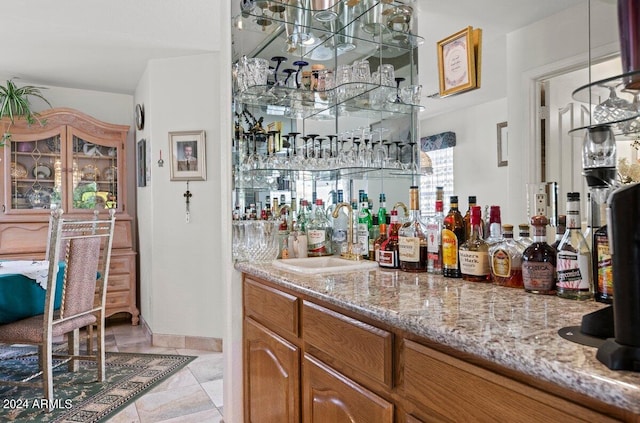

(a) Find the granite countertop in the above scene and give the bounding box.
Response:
[236,261,640,414]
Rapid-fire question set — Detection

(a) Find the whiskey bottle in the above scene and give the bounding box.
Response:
[373,218,387,263]
[522,215,556,295]
[485,205,503,246]
[398,186,428,272]
[549,215,566,251]
[489,224,524,288]
[594,224,613,303]
[379,210,400,269]
[426,199,444,274]
[442,195,465,278]
[556,192,593,300]
[459,206,491,282]
[463,195,477,240]
[517,223,533,247]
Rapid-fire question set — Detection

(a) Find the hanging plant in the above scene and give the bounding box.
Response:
[0,79,52,145]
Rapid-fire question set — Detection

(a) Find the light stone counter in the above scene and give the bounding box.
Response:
[237,262,640,415]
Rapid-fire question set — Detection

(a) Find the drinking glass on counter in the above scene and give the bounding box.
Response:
[233,220,279,262]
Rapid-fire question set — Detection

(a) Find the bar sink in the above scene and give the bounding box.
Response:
[272,256,378,274]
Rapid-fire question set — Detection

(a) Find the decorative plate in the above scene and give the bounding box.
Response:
[11,162,28,179]
[26,188,51,209]
[103,166,117,182]
[81,164,101,181]
[31,163,53,179]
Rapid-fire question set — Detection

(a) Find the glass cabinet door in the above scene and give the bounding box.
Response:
[65,129,120,213]
[8,128,64,212]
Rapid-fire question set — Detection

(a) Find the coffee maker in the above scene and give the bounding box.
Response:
[596,182,640,371]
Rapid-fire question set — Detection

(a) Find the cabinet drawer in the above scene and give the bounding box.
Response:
[244,278,299,339]
[302,301,393,388]
[107,273,130,291]
[403,340,618,423]
[105,291,131,308]
[109,255,133,275]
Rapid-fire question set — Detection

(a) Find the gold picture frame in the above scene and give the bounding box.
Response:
[437,26,482,97]
[169,130,206,181]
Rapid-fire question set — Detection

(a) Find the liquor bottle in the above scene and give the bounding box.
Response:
[517,223,533,247]
[297,199,310,232]
[489,224,524,288]
[373,218,387,263]
[442,195,465,278]
[368,216,380,261]
[332,190,348,255]
[594,224,613,303]
[307,199,333,256]
[378,193,387,228]
[379,210,400,269]
[357,194,372,259]
[556,192,593,300]
[459,206,491,282]
[272,197,279,219]
[398,186,428,272]
[485,205,503,246]
[549,215,566,250]
[426,199,444,274]
[463,195,477,240]
[277,207,290,259]
[522,215,556,295]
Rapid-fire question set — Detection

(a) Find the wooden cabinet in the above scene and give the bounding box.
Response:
[0,108,139,324]
[242,273,631,422]
[302,353,394,423]
[244,318,300,423]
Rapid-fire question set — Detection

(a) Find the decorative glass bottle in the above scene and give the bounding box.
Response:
[442,195,465,278]
[379,210,400,269]
[556,192,593,300]
[426,199,444,274]
[522,215,556,295]
[398,186,428,272]
[489,224,524,288]
[485,205,503,246]
[307,199,333,257]
[459,206,491,282]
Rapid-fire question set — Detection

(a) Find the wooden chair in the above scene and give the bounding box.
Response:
[0,208,116,411]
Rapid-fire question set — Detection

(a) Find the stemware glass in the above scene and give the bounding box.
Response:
[293,60,309,89]
[393,139,404,168]
[270,56,287,87]
[593,85,635,126]
[393,77,406,103]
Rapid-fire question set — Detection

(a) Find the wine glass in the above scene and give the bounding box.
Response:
[393,77,406,104]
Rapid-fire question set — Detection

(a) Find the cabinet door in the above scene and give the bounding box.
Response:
[65,126,121,213]
[302,354,393,423]
[244,318,300,423]
[3,126,65,213]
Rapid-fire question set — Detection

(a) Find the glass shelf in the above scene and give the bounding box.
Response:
[235,0,423,56]
[237,82,422,119]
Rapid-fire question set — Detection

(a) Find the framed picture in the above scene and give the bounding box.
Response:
[169,130,206,181]
[497,121,508,167]
[137,139,146,187]
[437,26,482,97]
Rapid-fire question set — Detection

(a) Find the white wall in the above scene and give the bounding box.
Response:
[506,0,619,226]
[421,98,509,216]
[134,53,225,339]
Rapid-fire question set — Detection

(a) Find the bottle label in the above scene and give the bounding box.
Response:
[522,261,555,291]
[378,249,397,267]
[557,251,590,290]
[459,250,490,276]
[596,234,613,296]
[399,236,420,262]
[307,229,327,253]
[491,249,511,278]
[426,223,441,254]
[442,229,459,267]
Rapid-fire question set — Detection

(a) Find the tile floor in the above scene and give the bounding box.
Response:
[103,320,224,423]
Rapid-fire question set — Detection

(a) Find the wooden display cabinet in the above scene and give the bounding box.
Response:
[0,108,139,325]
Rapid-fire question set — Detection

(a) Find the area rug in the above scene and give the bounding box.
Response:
[0,345,195,422]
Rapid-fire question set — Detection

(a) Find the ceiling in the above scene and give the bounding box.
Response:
[0,0,591,100]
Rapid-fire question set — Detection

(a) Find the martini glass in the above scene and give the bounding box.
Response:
[270,56,287,86]
[293,60,309,89]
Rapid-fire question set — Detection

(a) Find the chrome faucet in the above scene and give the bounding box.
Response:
[331,202,362,261]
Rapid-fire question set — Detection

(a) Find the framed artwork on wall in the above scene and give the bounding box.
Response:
[169,130,206,181]
[437,26,482,97]
[137,139,146,187]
